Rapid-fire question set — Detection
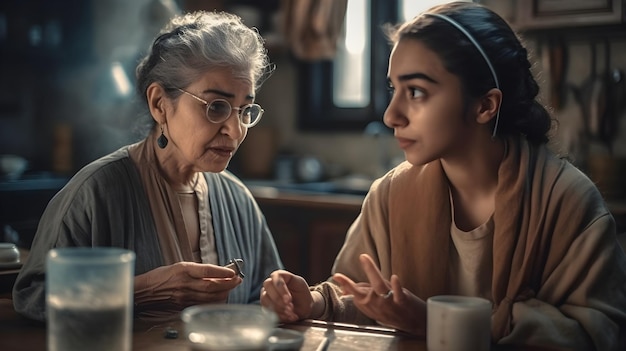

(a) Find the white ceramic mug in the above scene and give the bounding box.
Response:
[427,295,492,351]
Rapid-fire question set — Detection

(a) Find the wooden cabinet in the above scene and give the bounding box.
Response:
[479,0,624,30]
[516,0,624,29]
[0,0,94,64]
[252,192,362,284]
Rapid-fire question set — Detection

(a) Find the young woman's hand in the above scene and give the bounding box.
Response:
[333,254,427,337]
[260,270,317,323]
[133,262,242,309]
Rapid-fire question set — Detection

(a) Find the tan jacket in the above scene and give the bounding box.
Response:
[315,136,626,350]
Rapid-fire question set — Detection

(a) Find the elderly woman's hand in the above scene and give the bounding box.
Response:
[133,262,243,309]
[332,254,427,337]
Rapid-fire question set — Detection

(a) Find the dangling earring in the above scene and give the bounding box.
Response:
[157,124,168,149]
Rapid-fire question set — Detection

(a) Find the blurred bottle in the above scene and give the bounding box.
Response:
[237,126,277,179]
[52,123,73,175]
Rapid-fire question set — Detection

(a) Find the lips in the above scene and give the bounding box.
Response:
[209,145,236,157]
[395,137,415,150]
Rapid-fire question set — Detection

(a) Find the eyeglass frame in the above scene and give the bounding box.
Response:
[176,88,264,128]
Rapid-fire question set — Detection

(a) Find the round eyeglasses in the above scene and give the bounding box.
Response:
[177,88,264,127]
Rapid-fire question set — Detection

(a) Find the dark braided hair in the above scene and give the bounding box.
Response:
[386,2,553,144]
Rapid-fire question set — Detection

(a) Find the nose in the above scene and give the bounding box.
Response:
[219,109,245,139]
[383,96,406,129]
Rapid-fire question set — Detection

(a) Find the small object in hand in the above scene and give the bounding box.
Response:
[225,258,245,278]
[164,327,178,339]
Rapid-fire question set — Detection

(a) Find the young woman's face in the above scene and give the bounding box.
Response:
[166,68,254,173]
[384,38,476,166]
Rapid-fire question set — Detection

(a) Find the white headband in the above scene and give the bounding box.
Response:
[424,13,501,138]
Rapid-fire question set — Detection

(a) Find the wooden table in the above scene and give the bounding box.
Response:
[0,298,561,351]
[0,298,420,351]
[133,319,423,351]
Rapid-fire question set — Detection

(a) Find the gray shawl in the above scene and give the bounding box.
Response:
[12,144,283,321]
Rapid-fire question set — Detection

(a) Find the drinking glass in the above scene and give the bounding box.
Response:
[46,247,135,351]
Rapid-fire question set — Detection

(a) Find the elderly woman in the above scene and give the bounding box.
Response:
[13,10,283,323]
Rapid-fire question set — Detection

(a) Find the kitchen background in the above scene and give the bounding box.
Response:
[1,0,626,269]
[1,0,626,182]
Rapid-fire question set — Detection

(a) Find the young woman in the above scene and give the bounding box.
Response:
[261,2,626,349]
[14,11,283,323]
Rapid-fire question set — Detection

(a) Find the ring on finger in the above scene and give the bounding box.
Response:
[379,290,393,299]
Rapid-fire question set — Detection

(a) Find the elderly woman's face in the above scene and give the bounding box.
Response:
[167,68,255,173]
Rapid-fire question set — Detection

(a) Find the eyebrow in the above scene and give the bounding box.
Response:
[201,88,254,101]
[388,72,439,85]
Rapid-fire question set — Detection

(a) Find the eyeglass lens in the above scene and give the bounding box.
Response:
[206,100,261,125]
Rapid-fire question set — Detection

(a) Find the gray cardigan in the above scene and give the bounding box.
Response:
[12,146,283,321]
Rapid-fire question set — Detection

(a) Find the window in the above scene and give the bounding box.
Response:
[333,0,370,108]
[297,0,469,131]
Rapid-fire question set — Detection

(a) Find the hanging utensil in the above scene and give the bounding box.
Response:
[610,68,626,115]
[548,38,567,110]
[577,41,606,141]
[599,40,623,154]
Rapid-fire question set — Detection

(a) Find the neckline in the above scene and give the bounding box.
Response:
[172,173,200,194]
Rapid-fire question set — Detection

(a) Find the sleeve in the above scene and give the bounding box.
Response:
[12,159,161,321]
[308,173,394,323]
[501,214,626,351]
[12,184,92,321]
[332,174,393,280]
[309,281,373,324]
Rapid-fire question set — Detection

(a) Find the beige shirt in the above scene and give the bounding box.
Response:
[449,213,494,300]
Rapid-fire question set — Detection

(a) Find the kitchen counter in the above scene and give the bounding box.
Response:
[0,174,70,192]
[248,185,365,210]
[0,248,28,298]
[246,181,626,236]
[0,174,70,248]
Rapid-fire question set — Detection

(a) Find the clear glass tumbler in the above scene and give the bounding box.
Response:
[46,247,135,351]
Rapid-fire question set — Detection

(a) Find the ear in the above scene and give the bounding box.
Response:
[146,82,168,124]
[475,88,502,126]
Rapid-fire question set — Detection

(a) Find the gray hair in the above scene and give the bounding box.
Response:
[135,11,274,105]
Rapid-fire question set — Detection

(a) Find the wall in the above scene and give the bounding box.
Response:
[249,2,626,191]
[2,1,625,189]
[0,0,180,174]
[555,39,626,159]
[248,52,402,181]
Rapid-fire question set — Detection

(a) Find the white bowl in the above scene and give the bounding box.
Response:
[0,243,20,264]
[181,304,278,350]
[0,155,28,180]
